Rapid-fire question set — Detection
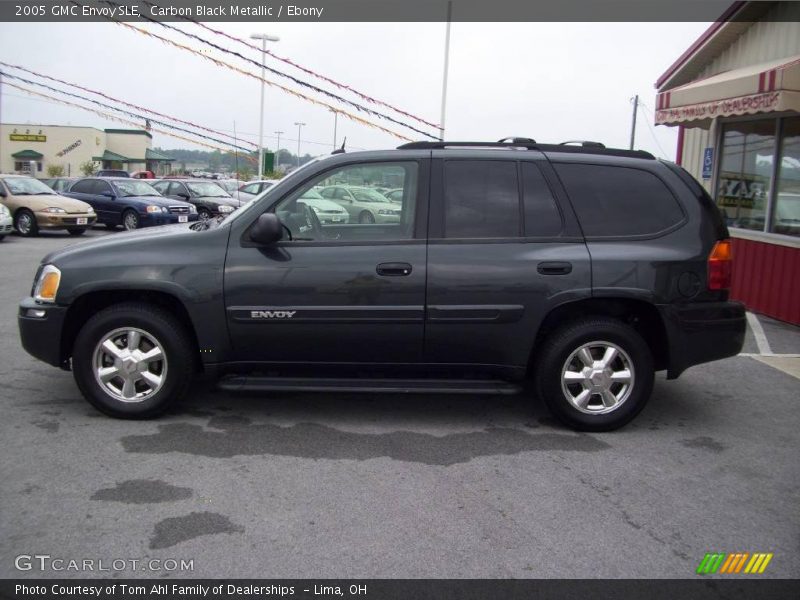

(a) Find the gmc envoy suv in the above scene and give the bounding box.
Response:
[18,139,745,431]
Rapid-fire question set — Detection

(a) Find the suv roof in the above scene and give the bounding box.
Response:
[396,139,655,160]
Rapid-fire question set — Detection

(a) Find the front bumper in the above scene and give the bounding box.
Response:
[659,301,746,379]
[18,297,69,369]
[35,212,97,229]
[0,215,12,234]
[140,212,199,226]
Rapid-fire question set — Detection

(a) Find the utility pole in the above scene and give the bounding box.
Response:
[438,0,453,141]
[294,122,305,167]
[274,130,283,171]
[250,33,280,177]
[629,94,639,150]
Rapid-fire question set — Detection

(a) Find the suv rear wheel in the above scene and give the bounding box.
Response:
[534,317,654,431]
[72,302,195,418]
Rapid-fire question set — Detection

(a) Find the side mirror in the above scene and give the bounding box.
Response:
[249,213,283,245]
[0,189,6,198]
[101,191,115,198]
[178,192,190,200]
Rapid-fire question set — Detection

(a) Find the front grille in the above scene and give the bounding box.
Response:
[0,224,12,233]
[169,205,190,214]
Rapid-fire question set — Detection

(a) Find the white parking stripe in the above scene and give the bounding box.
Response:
[746,312,773,355]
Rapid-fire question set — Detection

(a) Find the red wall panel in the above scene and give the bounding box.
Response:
[730,237,800,325]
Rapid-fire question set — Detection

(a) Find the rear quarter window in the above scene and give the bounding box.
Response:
[554,163,685,238]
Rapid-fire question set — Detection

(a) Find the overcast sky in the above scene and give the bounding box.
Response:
[0,20,709,160]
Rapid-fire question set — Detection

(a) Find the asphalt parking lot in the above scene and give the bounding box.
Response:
[1,229,799,579]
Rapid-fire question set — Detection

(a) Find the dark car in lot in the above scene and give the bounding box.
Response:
[40,177,79,193]
[62,178,197,230]
[18,139,745,431]
[96,169,129,178]
[151,179,240,220]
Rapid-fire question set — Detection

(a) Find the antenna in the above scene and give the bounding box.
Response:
[332,137,347,155]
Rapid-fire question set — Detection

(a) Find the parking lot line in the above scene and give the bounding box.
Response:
[745,312,773,355]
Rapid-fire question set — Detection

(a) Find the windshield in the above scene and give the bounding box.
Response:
[114,180,161,197]
[352,189,390,203]
[4,177,55,195]
[187,182,230,197]
[218,180,240,193]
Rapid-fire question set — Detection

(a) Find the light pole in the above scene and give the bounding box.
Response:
[330,108,339,148]
[250,32,280,177]
[274,130,283,172]
[294,122,305,167]
[438,1,453,141]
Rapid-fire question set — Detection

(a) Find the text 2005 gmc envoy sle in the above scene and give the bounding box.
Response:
[18,139,746,431]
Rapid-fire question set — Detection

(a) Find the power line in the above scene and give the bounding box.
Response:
[636,100,670,160]
[0,70,254,153]
[0,60,255,149]
[99,1,438,140]
[143,0,439,130]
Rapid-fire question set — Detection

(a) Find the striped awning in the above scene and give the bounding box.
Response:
[655,55,800,126]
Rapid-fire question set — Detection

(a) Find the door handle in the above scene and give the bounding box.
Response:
[537,261,572,275]
[376,262,413,276]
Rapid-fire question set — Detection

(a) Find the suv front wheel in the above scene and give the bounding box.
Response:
[72,302,195,418]
[534,317,654,431]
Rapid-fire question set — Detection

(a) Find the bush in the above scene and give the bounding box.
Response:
[46,164,65,177]
[79,161,98,176]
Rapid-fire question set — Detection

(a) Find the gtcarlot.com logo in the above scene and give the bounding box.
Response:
[696,552,773,575]
[15,554,194,572]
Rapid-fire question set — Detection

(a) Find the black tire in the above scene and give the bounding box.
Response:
[67,228,86,236]
[72,302,195,419]
[122,209,140,231]
[14,209,38,237]
[533,317,654,432]
[197,207,212,221]
[358,211,375,224]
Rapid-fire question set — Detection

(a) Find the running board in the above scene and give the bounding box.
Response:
[218,376,522,395]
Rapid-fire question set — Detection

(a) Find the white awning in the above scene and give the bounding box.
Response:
[655,55,800,126]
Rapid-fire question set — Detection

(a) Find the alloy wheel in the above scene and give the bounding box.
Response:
[560,341,634,414]
[92,327,168,402]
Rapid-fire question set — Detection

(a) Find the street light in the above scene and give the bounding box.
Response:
[274,130,284,172]
[250,32,280,177]
[330,108,339,148]
[439,1,452,141]
[294,122,305,167]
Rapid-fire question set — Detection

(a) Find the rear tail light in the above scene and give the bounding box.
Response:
[708,239,732,290]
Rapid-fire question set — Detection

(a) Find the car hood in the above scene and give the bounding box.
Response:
[12,193,92,212]
[196,196,240,207]
[41,223,199,265]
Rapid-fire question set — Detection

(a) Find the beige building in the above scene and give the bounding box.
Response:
[0,124,174,176]
[655,0,800,325]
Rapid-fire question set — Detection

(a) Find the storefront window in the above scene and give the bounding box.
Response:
[772,117,800,237]
[716,119,776,232]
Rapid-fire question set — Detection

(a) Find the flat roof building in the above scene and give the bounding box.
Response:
[0,124,174,176]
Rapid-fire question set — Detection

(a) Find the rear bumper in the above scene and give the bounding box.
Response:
[18,297,68,369]
[658,301,746,379]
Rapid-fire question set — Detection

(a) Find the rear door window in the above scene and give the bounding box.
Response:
[444,160,519,238]
[554,163,685,237]
[70,179,95,194]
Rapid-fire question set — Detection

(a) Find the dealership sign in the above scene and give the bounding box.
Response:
[56,139,82,157]
[10,133,46,142]
[654,91,793,125]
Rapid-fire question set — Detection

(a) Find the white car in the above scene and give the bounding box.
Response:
[298,189,350,224]
[0,202,12,241]
[318,185,402,224]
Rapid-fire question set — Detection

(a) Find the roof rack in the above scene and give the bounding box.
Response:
[396,139,655,160]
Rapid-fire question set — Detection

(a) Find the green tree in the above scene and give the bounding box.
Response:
[79,161,98,176]
[46,164,65,177]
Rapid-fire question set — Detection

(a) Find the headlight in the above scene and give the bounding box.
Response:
[43,207,67,214]
[0,204,9,216]
[162,206,169,213]
[85,206,94,213]
[310,206,321,213]
[188,204,197,213]
[218,205,234,213]
[33,264,61,304]
[146,205,162,213]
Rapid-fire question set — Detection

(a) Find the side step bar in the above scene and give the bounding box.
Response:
[218,376,522,395]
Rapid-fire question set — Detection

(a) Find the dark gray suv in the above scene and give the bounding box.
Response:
[17,139,745,430]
